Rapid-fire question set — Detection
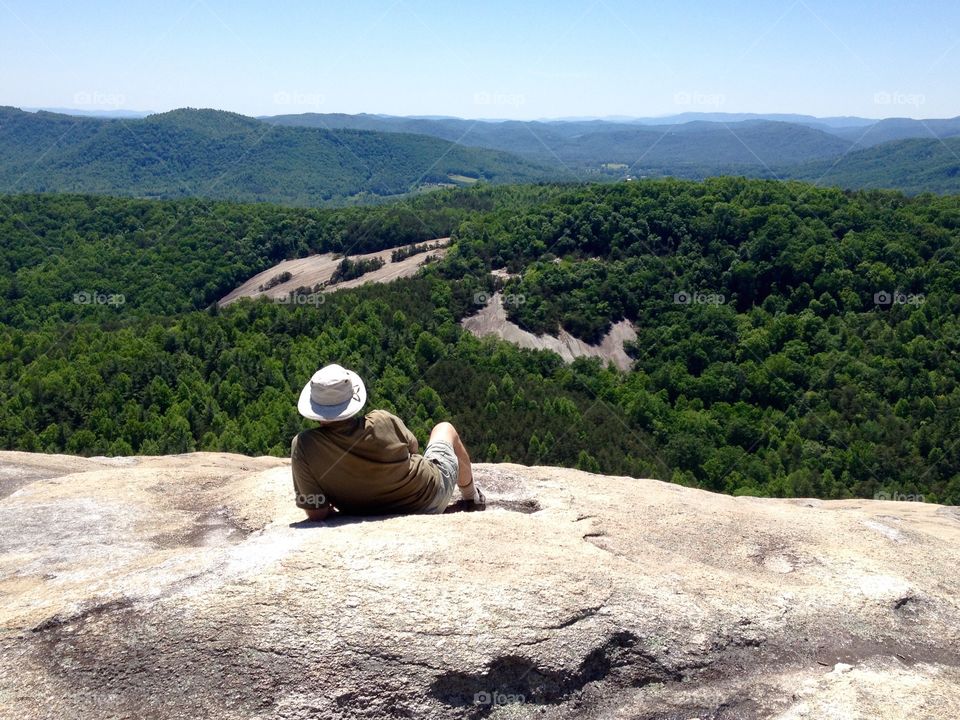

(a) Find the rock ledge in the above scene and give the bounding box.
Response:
[1,451,958,719]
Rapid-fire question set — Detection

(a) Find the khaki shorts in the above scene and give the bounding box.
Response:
[422,440,459,514]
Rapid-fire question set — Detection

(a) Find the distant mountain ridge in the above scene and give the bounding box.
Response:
[3,106,960,199]
[21,107,154,119]
[264,112,853,153]
[0,106,558,205]
[264,111,960,193]
[263,110,960,139]
[263,113,852,172]
[832,117,960,148]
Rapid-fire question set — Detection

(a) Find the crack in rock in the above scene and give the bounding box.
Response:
[547,600,610,630]
[30,599,135,634]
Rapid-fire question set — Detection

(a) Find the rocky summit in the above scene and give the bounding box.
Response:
[0,451,958,719]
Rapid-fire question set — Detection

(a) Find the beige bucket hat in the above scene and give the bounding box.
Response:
[297,364,367,422]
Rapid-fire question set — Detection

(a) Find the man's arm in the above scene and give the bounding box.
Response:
[291,433,334,520]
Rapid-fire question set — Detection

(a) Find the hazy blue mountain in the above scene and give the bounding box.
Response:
[542,121,852,168]
[625,112,876,128]
[263,112,960,193]
[265,111,878,130]
[21,107,155,119]
[826,117,960,148]
[263,113,852,170]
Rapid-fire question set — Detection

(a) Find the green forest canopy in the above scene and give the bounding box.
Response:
[1,177,959,504]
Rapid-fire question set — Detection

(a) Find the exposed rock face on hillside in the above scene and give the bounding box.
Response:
[1,451,958,719]
[218,238,449,307]
[462,292,637,371]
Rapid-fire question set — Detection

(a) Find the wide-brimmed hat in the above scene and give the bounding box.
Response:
[297,364,366,422]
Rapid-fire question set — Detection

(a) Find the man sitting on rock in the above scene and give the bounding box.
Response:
[291,364,484,520]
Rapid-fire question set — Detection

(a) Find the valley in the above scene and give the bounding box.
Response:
[2,178,957,503]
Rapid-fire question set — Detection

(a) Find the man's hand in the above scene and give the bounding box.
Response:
[304,505,334,521]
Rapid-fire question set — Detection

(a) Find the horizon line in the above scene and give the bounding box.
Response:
[20,105,953,123]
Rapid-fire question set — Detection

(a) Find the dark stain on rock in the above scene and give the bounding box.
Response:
[430,631,679,716]
[444,498,541,514]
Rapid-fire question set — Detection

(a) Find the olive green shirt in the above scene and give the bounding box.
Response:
[291,410,441,515]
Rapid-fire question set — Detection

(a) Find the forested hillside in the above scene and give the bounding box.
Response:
[2,179,958,503]
[0,107,557,205]
[788,137,960,194]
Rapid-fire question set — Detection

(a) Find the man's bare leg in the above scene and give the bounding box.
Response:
[428,422,480,501]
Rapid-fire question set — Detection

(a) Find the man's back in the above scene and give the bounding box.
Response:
[291,410,441,515]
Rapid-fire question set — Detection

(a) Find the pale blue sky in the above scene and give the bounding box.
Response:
[2,0,958,119]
